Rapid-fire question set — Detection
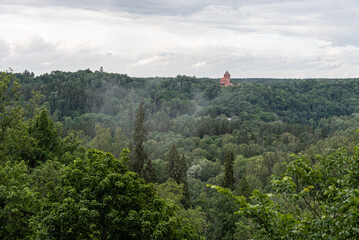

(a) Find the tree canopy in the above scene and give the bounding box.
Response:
[4,70,359,238]
[211,144,359,239]
[37,149,200,240]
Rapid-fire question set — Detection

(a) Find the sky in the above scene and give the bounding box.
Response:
[1,0,359,78]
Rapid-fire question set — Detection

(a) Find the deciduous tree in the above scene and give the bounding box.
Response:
[211,145,359,239]
[37,149,200,240]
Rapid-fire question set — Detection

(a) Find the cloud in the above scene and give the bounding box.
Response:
[1,0,204,16]
[131,55,170,67]
[3,34,359,78]
[1,0,359,78]
[0,39,10,60]
[0,36,108,73]
[0,0,303,16]
[15,36,57,55]
[193,61,206,68]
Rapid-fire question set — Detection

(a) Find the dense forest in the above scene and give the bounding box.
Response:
[2,69,359,239]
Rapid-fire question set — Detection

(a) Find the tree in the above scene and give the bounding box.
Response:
[211,144,359,239]
[36,149,200,240]
[237,177,251,199]
[88,125,128,158]
[179,154,190,207]
[30,160,64,198]
[143,155,157,183]
[27,107,61,167]
[88,124,112,153]
[0,71,21,144]
[130,101,149,178]
[165,145,190,207]
[155,179,206,235]
[166,144,181,182]
[205,193,241,240]
[222,151,235,190]
[0,161,41,239]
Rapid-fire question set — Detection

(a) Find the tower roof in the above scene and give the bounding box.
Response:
[224,71,230,76]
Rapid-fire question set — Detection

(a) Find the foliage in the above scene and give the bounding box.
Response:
[0,161,40,239]
[222,151,235,190]
[155,179,206,235]
[27,107,61,167]
[205,193,241,240]
[237,177,251,199]
[210,143,359,239]
[129,101,156,183]
[88,124,128,158]
[8,70,359,238]
[36,149,200,240]
[0,71,21,143]
[165,144,181,182]
[164,144,189,206]
[29,160,64,198]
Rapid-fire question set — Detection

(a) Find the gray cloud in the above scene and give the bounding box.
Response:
[5,39,112,74]
[1,0,359,77]
[0,39,10,60]
[2,0,291,16]
[4,0,359,45]
[2,0,207,15]
[3,35,359,78]
[184,1,359,47]
[15,36,57,55]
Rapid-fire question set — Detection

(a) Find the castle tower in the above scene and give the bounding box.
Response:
[220,71,233,86]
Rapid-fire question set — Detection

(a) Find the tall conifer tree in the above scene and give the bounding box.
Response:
[179,154,190,207]
[166,144,190,207]
[222,151,235,190]
[144,157,157,183]
[130,101,148,178]
[237,176,251,199]
[166,144,181,182]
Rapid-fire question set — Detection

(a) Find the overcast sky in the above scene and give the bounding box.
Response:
[1,0,359,78]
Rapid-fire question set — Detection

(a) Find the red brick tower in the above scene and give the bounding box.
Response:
[220,71,233,86]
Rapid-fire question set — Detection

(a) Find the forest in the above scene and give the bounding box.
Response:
[2,69,359,239]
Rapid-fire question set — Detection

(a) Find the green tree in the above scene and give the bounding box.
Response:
[0,71,25,164]
[0,71,21,144]
[143,155,157,183]
[88,124,113,153]
[113,126,128,156]
[0,161,41,239]
[222,151,235,190]
[205,193,241,240]
[179,154,190,207]
[130,101,154,181]
[211,144,359,239]
[166,144,181,182]
[27,107,61,167]
[36,149,199,240]
[237,177,251,199]
[155,179,206,235]
[165,145,190,206]
[88,125,128,158]
[30,160,64,198]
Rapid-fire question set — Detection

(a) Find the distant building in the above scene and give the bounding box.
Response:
[220,71,233,86]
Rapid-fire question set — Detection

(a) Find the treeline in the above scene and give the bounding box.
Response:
[17,70,359,126]
[0,72,201,239]
[4,69,359,239]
